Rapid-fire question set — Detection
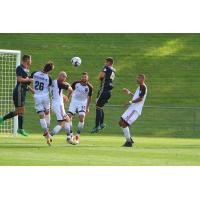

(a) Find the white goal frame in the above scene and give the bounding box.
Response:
[0,49,21,136]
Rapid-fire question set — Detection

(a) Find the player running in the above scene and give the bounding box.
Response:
[91,57,116,133]
[30,62,54,145]
[0,55,33,136]
[119,74,147,147]
[49,71,74,145]
[67,72,93,144]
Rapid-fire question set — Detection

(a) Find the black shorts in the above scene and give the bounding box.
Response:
[13,87,26,108]
[96,90,112,107]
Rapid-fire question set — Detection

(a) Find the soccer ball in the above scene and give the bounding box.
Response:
[71,57,81,67]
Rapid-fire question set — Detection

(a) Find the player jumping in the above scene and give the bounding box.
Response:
[67,72,93,144]
[0,55,33,136]
[50,71,74,145]
[119,74,147,147]
[91,57,116,133]
[31,62,54,145]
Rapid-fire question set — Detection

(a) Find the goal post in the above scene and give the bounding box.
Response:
[0,49,21,135]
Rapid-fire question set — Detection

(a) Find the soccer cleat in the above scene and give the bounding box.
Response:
[75,134,80,144]
[17,129,28,136]
[0,117,3,125]
[47,138,52,146]
[122,141,133,147]
[130,137,134,144]
[90,126,101,133]
[66,135,75,145]
[43,131,52,146]
[100,123,106,130]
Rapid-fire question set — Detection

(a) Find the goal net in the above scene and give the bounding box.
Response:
[0,50,20,135]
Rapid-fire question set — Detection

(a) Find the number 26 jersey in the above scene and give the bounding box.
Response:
[31,71,52,97]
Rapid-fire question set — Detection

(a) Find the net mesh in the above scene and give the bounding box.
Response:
[0,53,17,134]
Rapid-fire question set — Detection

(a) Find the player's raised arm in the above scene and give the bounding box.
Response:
[122,88,134,96]
[98,71,105,80]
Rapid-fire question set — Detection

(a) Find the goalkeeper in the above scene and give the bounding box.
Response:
[0,55,33,136]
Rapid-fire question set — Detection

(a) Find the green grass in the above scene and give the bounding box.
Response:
[0,133,200,166]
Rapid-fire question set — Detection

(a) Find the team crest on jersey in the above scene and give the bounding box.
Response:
[85,88,88,92]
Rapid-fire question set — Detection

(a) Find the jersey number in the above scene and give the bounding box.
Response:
[110,72,115,80]
[35,81,44,91]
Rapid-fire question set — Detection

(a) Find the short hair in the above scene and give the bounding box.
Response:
[82,72,88,76]
[43,61,54,72]
[106,57,114,64]
[138,74,145,80]
[59,71,67,78]
[22,55,31,62]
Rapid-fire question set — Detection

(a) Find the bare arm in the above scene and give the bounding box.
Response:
[27,86,35,94]
[98,72,105,80]
[122,88,134,96]
[17,76,33,83]
[86,96,92,112]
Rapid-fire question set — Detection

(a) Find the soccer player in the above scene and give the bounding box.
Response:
[30,62,54,144]
[91,57,116,133]
[67,72,93,144]
[119,74,147,147]
[50,71,74,145]
[0,55,33,136]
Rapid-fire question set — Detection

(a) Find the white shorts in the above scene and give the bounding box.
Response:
[68,101,87,116]
[121,106,140,126]
[52,103,67,121]
[34,95,50,113]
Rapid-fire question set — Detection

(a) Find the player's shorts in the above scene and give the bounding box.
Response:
[121,106,140,126]
[96,90,112,107]
[68,101,87,116]
[52,103,67,122]
[34,95,50,113]
[13,87,26,107]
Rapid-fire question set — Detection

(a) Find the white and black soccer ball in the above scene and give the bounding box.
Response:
[71,57,81,67]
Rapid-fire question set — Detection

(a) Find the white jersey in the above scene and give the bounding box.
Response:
[51,80,69,105]
[31,71,52,97]
[131,84,147,115]
[71,81,93,104]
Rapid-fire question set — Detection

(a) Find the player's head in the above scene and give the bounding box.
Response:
[81,72,89,83]
[136,74,145,84]
[22,55,32,66]
[105,57,114,67]
[43,61,54,73]
[58,71,68,82]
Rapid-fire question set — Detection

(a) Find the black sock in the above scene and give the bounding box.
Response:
[3,112,16,121]
[100,109,104,125]
[95,108,101,128]
[18,115,24,129]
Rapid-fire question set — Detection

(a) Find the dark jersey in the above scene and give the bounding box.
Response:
[100,66,116,91]
[14,65,30,92]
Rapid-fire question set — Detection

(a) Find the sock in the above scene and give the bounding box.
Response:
[39,118,48,131]
[44,114,50,128]
[122,127,131,142]
[95,108,101,128]
[70,121,73,133]
[3,112,16,121]
[50,125,62,135]
[77,122,84,134]
[65,122,71,139]
[100,109,104,125]
[18,114,24,129]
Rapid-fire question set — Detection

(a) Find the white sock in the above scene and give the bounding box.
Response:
[45,114,50,128]
[65,122,71,138]
[122,127,131,142]
[77,122,84,134]
[50,125,62,135]
[40,118,48,131]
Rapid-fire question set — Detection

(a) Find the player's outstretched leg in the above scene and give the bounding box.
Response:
[100,109,106,130]
[119,118,133,147]
[44,112,51,128]
[65,115,75,145]
[75,114,85,144]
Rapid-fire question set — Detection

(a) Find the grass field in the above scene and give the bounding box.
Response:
[0,34,200,166]
[0,133,200,166]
